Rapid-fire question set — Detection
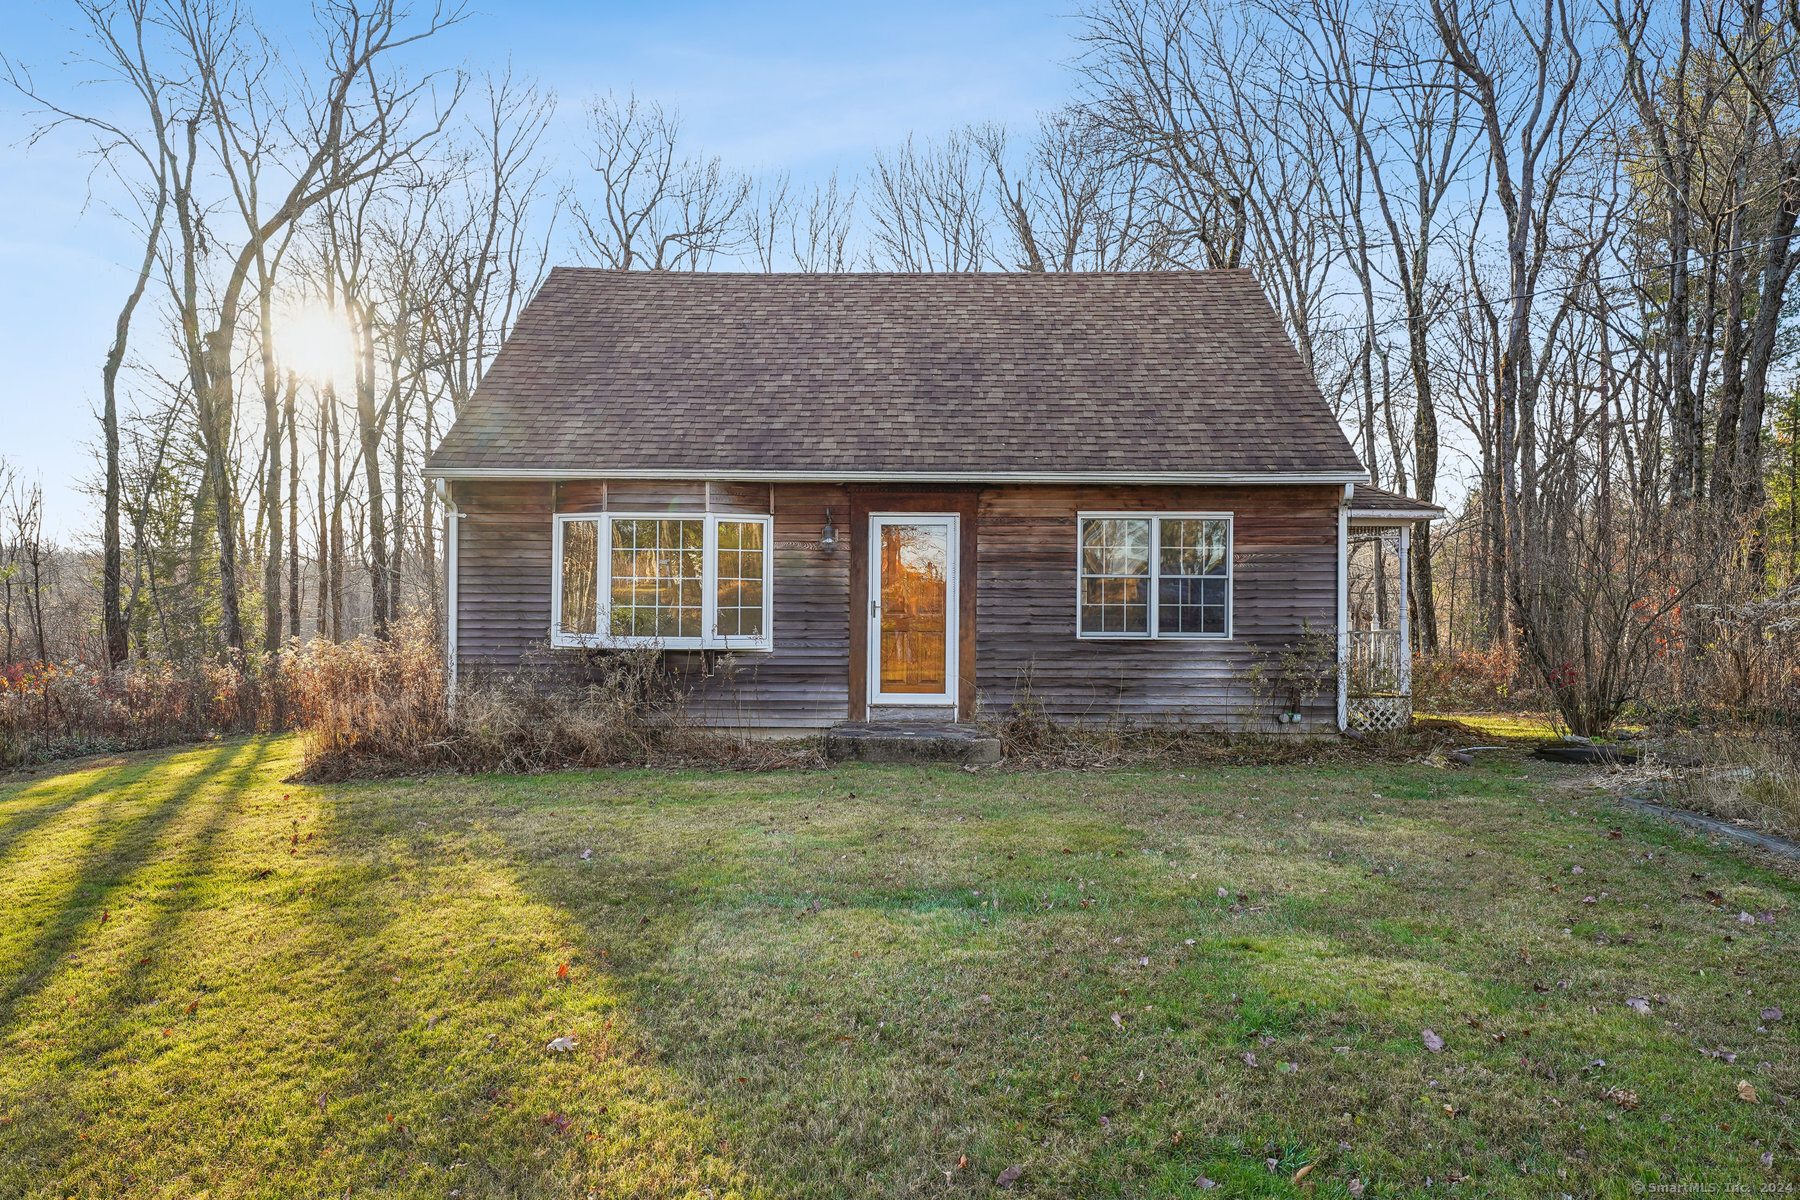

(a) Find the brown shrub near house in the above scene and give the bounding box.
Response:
[289,620,822,779]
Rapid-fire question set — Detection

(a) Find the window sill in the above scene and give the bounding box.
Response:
[549,637,773,653]
[1075,633,1234,642]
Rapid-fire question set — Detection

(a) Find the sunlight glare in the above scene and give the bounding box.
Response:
[277,303,357,386]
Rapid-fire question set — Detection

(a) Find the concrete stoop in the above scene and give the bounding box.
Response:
[823,722,1002,766]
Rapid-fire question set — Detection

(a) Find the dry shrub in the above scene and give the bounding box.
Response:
[983,677,1480,769]
[0,656,283,767]
[1411,645,1538,713]
[1631,727,1800,842]
[291,618,821,779]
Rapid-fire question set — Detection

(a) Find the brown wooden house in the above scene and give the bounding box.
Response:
[424,270,1439,733]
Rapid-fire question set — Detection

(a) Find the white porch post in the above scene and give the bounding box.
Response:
[1337,486,1350,731]
[1397,523,1412,701]
[442,485,462,712]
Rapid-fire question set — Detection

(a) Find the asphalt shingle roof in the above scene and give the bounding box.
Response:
[1349,484,1447,518]
[425,269,1366,480]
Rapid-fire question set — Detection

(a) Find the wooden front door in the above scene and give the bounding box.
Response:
[867,514,960,709]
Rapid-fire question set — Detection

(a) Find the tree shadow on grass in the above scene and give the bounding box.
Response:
[0,761,143,869]
[0,738,278,1032]
[4,750,766,1200]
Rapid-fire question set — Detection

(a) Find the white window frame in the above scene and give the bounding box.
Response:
[1075,511,1234,640]
[551,512,774,652]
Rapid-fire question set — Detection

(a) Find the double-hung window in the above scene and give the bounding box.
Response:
[553,513,772,650]
[1076,513,1232,639]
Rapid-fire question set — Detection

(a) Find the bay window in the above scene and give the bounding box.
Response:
[553,513,772,650]
[1077,513,1231,639]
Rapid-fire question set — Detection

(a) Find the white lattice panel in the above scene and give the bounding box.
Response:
[1348,695,1411,733]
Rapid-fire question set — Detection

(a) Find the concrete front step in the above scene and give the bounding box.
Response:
[823,721,1002,766]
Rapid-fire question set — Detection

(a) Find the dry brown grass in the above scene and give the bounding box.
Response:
[1630,729,1800,842]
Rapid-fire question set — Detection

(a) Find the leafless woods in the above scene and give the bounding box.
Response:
[6,0,1800,736]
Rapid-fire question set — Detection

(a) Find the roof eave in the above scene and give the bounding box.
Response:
[424,466,1372,486]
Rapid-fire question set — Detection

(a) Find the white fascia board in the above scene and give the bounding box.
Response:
[425,467,1371,486]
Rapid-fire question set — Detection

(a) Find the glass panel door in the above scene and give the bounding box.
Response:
[870,516,957,704]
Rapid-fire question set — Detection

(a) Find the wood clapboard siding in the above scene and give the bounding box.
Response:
[973,485,1340,728]
[453,481,556,677]
[451,479,848,729]
[452,479,1339,729]
[678,483,850,729]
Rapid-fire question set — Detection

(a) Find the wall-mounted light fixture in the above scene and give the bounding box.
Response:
[820,507,838,550]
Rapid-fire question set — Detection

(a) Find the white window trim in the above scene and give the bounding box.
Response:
[1075,511,1234,641]
[551,512,774,652]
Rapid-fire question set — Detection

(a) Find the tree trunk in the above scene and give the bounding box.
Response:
[259,270,284,654]
[353,298,392,639]
[101,194,166,667]
[286,371,301,638]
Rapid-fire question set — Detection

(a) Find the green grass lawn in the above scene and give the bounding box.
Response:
[1,737,1795,1199]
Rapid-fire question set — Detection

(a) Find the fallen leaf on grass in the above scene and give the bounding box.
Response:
[1293,1163,1314,1183]
[1243,1051,1257,1067]
[996,1164,1023,1188]
[1195,1176,1218,1190]
[556,963,570,980]
[1422,1029,1445,1053]
[1604,1087,1640,1110]
[546,1036,579,1053]
[1348,1180,1365,1198]
[184,1000,198,1015]
[957,1154,967,1169]
[580,849,592,860]
[1738,1081,1760,1104]
[541,1112,571,1134]
[1761,1007,1783,1023]
[1626,997,1652,1014]
[1111,1012,1124,1029]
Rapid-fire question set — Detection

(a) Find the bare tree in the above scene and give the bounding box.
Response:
[865,129,995,271]
[976,110,1159,271]
[157,0,464,653]
[5,0,176,666]
[568,91,751,270]
[789,171,857,272]
[1279,0,1479,649]
[1429,0,1617,649]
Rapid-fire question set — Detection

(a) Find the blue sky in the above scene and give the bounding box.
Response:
[0,0,1081,535]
